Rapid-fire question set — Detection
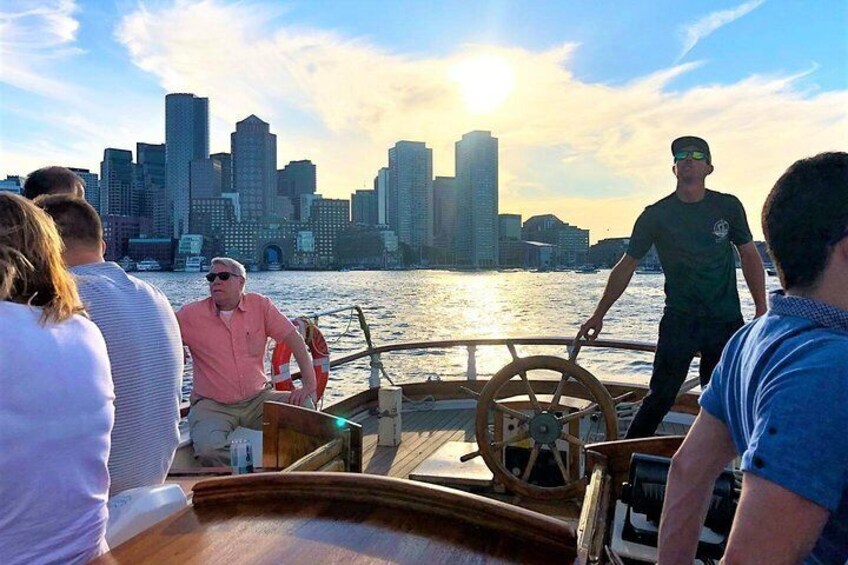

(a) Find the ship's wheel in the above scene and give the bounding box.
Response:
[474,355,618,500]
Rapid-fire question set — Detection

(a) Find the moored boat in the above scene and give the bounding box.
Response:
[136,259,162,272]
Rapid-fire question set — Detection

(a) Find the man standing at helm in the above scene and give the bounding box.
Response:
[177,257,317,466]
[577,136,766,438]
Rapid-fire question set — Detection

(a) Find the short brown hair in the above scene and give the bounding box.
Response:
[763,152,848,290]
[35,194,103,248]
[23,166,85,200]
[0,192,83,324]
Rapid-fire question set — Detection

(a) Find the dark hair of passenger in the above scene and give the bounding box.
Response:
[22,166,85,200]
[762,152,848,291]
[0,192,84,324]
[35,194,103,248]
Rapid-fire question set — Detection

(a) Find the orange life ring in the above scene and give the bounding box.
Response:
[271,317,330,402]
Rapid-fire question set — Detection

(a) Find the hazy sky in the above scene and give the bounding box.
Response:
[1,0,846,242]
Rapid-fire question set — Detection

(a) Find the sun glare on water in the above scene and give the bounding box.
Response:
[449,53,515,115]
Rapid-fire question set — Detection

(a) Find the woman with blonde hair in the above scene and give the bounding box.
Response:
[0,192,115,565]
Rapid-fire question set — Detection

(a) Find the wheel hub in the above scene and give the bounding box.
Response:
[528,411,561,444]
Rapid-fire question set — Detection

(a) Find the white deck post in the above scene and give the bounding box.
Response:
[466,345,477,381]
[369,353,382,389]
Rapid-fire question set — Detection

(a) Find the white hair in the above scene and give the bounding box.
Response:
[210,257,247,279]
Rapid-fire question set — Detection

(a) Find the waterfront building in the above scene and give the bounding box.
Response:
[165,93,209,238]
[189,197,237,251]
[588,237,630,268]
[299,193,321,222]
[278,159,316,220]
[221,221,260,265]
[127,238,174,267]
[297,231,315,252]
[498,213,521,241]
[433,176,458,261]
[68,168,101,214]
[311,198,350,267]
[210,152,232,192]
[0,175,23,194]
[103,215,153,262]
[190,158,222,199]
[455,131,498,268]
[100,148,137,216]
[522,214,589,266]
[387,141,433,252]
[336,225,401,268]
[135,143,169,238]
[232,115,277,221]
[351,189,379,226]
[499,240,555,269]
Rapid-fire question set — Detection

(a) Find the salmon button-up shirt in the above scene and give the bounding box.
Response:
[176,293,296,404]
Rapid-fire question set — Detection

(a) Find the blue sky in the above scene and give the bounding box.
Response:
[1,0,846,241]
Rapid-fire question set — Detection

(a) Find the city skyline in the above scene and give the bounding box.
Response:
[1,1,846,243]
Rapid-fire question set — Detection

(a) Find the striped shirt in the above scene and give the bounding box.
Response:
[72,262,184,496]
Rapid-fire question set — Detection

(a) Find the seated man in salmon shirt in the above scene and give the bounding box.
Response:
[176,257,317,466]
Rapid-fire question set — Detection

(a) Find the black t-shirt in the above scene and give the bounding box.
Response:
[627,189,753,321]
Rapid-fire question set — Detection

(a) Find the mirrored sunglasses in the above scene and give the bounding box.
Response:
[674,150,708,162]
[205,272,240,282]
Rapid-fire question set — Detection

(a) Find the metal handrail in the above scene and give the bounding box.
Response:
[178,304,660,416]
[327,337,656,369]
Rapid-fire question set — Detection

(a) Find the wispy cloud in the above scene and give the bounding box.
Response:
[109,0,847,239]
[5,0,844,243]
[0,0,85,99]
[678,0,765,61]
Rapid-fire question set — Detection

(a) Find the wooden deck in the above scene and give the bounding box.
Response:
[358,405,688,480]
[360,407,477,478]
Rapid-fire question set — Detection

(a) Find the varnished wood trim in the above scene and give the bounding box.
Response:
[192,472,577,551]
[283,437,343,472]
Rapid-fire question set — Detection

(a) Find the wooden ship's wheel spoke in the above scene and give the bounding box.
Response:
[520,444,541,482]
[492,401,530,422]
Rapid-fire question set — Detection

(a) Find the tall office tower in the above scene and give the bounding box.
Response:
[135,143,169,237]
[374,167,389,225]
[68,167,100,214]
[351,189,379,225]
[190,158,222,199]
[210,152,232,192]
[498,213,522,241]
[387,141,433,250]
[433,176,458,254]
[455,131,498,268]
[100,148,136,216]
[311,198,350,264]
[166,93,209,238]
[278,159,316,220]
[231,115,277,221]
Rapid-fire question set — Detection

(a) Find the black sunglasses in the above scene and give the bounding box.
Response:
[206,272,241,282]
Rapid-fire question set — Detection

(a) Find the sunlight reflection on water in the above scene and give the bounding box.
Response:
[137,269,781,404]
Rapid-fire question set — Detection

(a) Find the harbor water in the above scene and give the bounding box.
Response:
[136,269,781,405]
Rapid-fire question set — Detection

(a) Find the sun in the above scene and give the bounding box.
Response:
[449,53,515,115]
